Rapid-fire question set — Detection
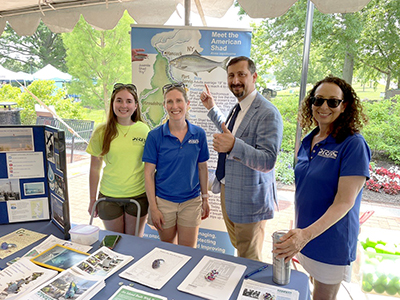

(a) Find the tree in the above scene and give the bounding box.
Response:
[62,12,133,110]
[357,0,400,97]
[250,0,364,87]
[0,22,67,74]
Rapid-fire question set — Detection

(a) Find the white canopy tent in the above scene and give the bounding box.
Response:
[0,65,18,80]
[33,64,72,81]
[0,65,33,81]
[0,0,372,36]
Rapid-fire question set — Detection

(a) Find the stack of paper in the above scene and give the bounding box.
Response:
[237,279,299,300]
[177,256,247,300]
[26,246,134,300]
[119,247,191,289]
[0,257,58,300]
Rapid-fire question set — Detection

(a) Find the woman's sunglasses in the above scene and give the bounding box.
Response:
[162,82,186,94]
[311,96,343,108]
[113,83,137,93]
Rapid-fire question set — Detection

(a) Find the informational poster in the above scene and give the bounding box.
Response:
[0,125,71,239]
[131,25,252,255]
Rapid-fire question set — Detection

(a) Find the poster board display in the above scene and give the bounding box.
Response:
[130,25,252,255]
[0,125,71,239]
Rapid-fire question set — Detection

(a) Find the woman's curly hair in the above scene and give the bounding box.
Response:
[298,75,368,143]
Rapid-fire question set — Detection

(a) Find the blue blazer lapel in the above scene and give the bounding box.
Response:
[235,93,262,137]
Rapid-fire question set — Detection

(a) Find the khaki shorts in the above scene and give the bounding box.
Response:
[148,196,202,229]
[97,192,148,220]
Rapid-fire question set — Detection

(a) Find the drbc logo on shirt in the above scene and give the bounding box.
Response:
[132,137,146,144]
[317,148,338,159]
[188,139,199,144]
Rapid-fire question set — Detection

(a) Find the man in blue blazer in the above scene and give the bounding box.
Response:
[200,56,283,261]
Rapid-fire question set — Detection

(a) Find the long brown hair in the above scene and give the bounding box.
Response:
[298,75,367,143]
[100,84,143,156]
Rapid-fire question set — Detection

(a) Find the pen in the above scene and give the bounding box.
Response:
[244,265,269,279]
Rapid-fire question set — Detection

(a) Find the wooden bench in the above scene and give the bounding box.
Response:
[36,116,94,163]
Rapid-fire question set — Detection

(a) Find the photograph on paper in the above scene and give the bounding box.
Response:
[23,182,45,196]
[0,178,20,201]
[0,128,34,152]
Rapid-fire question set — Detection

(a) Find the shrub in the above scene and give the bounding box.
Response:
[272,95,298,152]
[362,97,400,163]
[0,81,85,125]
[275,151,295,184]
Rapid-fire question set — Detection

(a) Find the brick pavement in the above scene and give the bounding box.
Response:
[66,154,400,299]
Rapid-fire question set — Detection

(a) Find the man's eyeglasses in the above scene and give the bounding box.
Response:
[311,96,343,108]
[113,83,137,93]
[162,82,186,94]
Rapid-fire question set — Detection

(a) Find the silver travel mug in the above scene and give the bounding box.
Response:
[272,230,291,285]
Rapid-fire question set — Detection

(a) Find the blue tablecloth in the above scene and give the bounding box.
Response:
[0,221,311,299]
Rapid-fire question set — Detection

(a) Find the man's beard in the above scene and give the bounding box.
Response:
[230,84,244,98]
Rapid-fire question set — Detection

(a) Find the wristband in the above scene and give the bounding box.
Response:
[201,194,209,199]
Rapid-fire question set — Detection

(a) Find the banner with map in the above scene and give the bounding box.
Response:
[131,25,252,255]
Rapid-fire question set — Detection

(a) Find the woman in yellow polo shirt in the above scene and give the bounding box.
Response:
[86,83,150,236]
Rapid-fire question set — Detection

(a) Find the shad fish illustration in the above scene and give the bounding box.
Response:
[169,50,230,76]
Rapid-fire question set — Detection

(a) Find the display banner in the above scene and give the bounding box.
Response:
[0,125,71,239]
[131,25,252,255]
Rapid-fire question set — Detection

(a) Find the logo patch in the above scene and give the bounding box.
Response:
[188,139,199,144]
[132,137,146,143]
[317,148,338,159]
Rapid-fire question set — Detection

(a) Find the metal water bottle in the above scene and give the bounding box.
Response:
[272,230,291,285]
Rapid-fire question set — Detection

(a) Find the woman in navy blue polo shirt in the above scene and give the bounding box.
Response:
[143,83,210,248]
[274,76,371,299]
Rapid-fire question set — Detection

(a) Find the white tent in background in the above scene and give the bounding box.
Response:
[0,65,18,81]
[33,64,72,82]
[15,71,34,81]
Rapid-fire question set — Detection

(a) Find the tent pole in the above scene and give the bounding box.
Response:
[294,0,314,164]
[185,0,191,26]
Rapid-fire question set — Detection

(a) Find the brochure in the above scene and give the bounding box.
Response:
[26,268,105,300]
[108,285,168,300]
[30,244,90,272]
[22,234,92,259]
[177,255,247,300]
[119,247,190,289]
[73,246,134,280]
[237,279,299,300]
[0,228,46,259]
[0,257,58,300]
[26,246,132,300]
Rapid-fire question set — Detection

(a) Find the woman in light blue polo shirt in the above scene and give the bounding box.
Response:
[143,83,210,248]
[273,76,371,299]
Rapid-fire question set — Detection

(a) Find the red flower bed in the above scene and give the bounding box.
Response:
[366,166,400,195]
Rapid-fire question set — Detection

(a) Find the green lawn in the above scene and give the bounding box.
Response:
[82,108,107,127]
[276,82,386,101]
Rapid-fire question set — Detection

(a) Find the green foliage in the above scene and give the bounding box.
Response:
[250,0,364,87]
[0,84,21,101]
[250,0,400,89]
[362,97,400,163]
[0,81,84,125]
[358,0,400,91]
[275,151,295,185]
[0,22,66,73]
[62,12,133,110]
[272,95,299,152]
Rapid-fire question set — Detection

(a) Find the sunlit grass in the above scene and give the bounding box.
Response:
[275,82,386,101]
[82,108,106,127]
